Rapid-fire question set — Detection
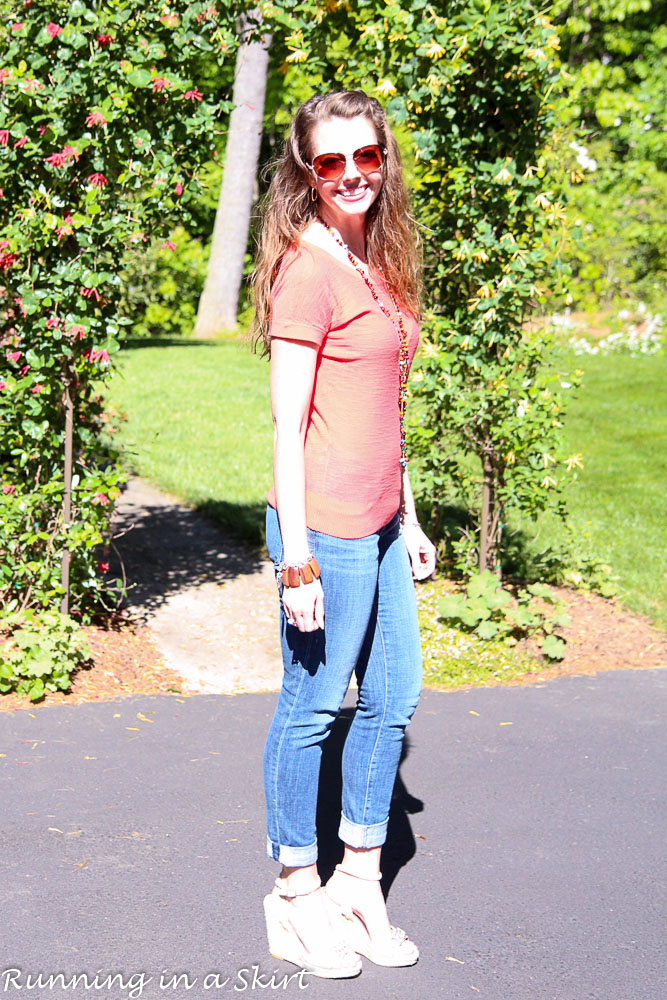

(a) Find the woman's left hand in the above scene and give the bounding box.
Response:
[401,522,436,580]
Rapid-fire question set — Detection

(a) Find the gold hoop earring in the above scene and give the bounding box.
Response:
[311,187,317,203]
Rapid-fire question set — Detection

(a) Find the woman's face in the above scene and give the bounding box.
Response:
[308,115,384,228]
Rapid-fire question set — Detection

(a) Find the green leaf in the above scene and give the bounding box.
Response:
[542,634,566,660]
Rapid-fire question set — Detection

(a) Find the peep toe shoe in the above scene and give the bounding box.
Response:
[263,876,362,979]
[324,865,419,968]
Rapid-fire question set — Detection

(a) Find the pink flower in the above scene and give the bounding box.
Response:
[37,124,46,135]
[45,144,79,168]
[0,69,12,84]
[97,560,109,573]
[7,351,21,364]
[67,323,86,339]
[0,240,8,250]
[88,172,108,187]
[14,135,27,147]
[152,76,169,92]
[174,180,183,196]
[46,22,63,39]
[81,286,101,301]
[46,316,59,328]
[0,131,9,145]
[85,347,110,364]
[2,484,16,495]
[97,33,114,46]
[19,364,29,377]
[0,252,19,271]
[0,381,7,391]
[11,23,26,32]
[92,492,109,506]
[31,384,43,394]
[130,230,147,243]
[182,88,203,102]
[86,111,107,127]
[159,13,178,26]
[161,240,176,251]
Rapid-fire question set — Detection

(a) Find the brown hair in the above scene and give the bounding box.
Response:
[249,90,422,355]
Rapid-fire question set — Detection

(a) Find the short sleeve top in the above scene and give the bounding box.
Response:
[266,241,420,539]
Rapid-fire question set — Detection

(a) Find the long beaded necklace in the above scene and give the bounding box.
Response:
[317,215,410,469]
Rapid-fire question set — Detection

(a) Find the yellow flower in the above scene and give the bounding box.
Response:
[476,284,493,298]
[425,40,446,59]
[500,232,516,244]
[498,275,513,290]
[546,202,567,225]
[525,48,546,61]
[285,49,308,63]
[542,452,556,468]
[565,293,573,305]
[482,307,497,323]
[564,453,584,471]
[493,166,512,184]
[570,168,584,184]
[389,32,407,42]
[533,191,552,209]
[376,78,397,97]
[546,33,560,50]
[422,341,438,358]
[472,248,489,262]
[425,73,442,93]
[540,475,557,488]
[505,450,516,465]
[411,369,425,383]
[452,245,468,261]
[522,163,535,179]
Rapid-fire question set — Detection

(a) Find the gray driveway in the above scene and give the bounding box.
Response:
[1,668,665,1000]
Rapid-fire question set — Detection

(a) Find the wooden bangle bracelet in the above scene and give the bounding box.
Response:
[282,557,321,588]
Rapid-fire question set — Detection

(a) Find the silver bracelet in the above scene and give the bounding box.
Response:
[276,552,314,573]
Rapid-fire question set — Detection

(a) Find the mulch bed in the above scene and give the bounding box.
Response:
[0,615,193,714]
[1,588,665,713]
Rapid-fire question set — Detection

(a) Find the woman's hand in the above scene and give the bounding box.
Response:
[401,522,436,580]
[282,578,325,632]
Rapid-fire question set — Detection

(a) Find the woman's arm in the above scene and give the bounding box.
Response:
[270,337,324,632]
[400,466,436,580]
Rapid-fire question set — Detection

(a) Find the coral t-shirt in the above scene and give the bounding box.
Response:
[266,241,420,539]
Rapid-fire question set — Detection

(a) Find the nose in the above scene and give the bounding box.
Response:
[340,152,362,184]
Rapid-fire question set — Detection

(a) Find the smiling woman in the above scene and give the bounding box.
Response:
[249,91,435,981]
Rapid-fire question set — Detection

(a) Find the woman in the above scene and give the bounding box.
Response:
[251,90,436,979]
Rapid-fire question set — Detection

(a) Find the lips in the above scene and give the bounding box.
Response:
[334,186,370,201]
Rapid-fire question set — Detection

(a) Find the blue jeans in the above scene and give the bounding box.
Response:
[263,503,423,866]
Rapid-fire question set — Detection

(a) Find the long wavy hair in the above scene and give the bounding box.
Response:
[249,90,422,355]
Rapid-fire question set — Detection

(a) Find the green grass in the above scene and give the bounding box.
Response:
[526,348,667,631]
[106,339,273,545]
[106,338,667,631]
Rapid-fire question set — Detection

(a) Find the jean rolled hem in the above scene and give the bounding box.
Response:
[338,813,388,849]
[266,836,318,867]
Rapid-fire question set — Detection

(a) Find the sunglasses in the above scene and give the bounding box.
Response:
[308,144,386,182]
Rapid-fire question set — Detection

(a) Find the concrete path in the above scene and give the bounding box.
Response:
[2,669,665,1000]
[110,478,284,695]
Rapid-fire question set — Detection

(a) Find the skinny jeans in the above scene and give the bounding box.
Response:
[263,503,423,866]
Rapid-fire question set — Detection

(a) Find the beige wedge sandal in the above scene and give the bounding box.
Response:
[263,876,362,979]
[324,864,420,967]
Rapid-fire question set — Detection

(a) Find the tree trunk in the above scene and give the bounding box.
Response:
[60,371,73,615]
[478,450,502,576]
[194,11,271,337]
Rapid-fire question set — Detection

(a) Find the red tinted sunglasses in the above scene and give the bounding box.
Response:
[308,144,386,181]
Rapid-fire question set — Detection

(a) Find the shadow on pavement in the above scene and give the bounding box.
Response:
[109,486,266,616]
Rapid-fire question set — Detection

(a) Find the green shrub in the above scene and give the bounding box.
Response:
[438,570,571,660]
[0,608,91,702]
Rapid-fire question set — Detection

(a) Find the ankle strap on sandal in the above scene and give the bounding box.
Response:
[274,876,322,898]
[334,864,382,881]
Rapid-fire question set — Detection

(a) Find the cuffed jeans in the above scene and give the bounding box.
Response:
[263,503,423,866]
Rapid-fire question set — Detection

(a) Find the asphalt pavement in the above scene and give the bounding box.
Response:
[1,668,665,1000]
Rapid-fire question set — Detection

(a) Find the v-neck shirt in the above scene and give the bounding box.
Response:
[266,240,420,539]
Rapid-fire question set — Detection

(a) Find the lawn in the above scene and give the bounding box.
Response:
[105,339,667,632]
